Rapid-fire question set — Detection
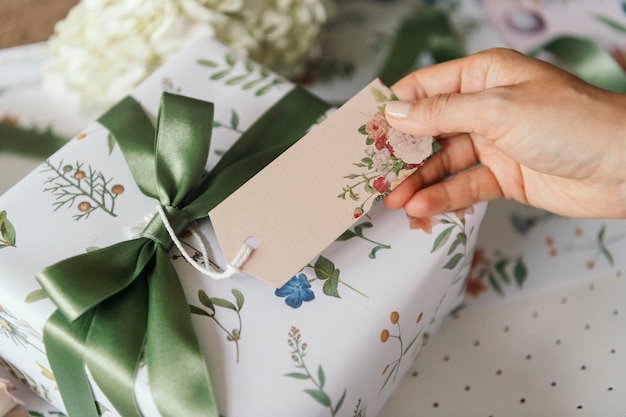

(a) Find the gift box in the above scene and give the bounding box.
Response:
[0,36,486,417]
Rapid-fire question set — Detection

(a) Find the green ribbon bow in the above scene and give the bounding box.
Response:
[378,5,465,86]
[37,90,329,417]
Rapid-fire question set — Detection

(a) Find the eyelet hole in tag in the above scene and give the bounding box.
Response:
[245,236,260,250]
[209,79,439,287]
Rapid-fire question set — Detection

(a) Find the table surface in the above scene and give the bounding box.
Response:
[0,0,78,49]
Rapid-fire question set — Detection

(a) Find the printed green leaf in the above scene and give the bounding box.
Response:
[24,289,48,303]
[232,288,245,310]
[371,87,388,103]
[354,221,373,237]
[594,13,626,33]
[323,270,341,298]
[244,60,254,72]
[443,253,464,270]
[284,372,309,380]
[365,137,375,146]
[211,69,231,80]
[210,297,237,311]
[226,74,249,85]
[225,53,237,66]
[230,110,240,130]
[107,132,116,155]
[304,389,331,407]
[212,120,222,128]
[358,124,368,134]
[189,305,212,317]
[198,290,215,312]
[197,59,218,67]
[0,215,16,246]
[256,83,274,96]
[336,230,357,241]
[495,260,511,284]
[361,157,373,167]
[242,78,263,90]
[334,389,347,414]
[597,225,615,266]
[318,365,326,389]
[314,255,335,280]
[447,232,466,255]
[369,245,385,259]
[513,259,528,288]
[487,272,504,296]
[431,140,442,154]
[0,210,5,230]
[431,226,455,253]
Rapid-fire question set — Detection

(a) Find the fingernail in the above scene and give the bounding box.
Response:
[385,101,412,118]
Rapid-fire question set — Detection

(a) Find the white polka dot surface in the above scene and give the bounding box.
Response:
[379,269,626,417]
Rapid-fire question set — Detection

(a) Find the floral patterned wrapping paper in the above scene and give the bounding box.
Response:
[0,37,486,417]
[483,0,626,67]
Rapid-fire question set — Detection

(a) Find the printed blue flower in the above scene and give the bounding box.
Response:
[275,273,315,308]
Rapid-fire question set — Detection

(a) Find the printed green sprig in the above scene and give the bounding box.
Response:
[336,221,391,259]
[305,255,369,299]
[190,288,245,363]
[42,160,125,221]
[197,53,285,96]
[379,311,424,392]
[285,327,346,417]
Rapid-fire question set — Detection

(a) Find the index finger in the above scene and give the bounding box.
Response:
[389,48,538,100]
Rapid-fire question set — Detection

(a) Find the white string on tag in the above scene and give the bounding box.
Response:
[156,205,253,280]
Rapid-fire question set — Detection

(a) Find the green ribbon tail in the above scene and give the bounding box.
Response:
[85,275,150,417]
[378,7,465,86]
[43,311,100,417]
[531,36,626,93]
[147,250,219,417]
[0,122,68,159]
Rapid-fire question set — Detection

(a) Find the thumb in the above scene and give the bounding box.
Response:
[384,91,499,137]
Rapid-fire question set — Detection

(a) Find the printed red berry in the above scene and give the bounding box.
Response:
[390,311,400,324]
[78,202,92,212]
[380,329,390,343]
[111,184,125,195]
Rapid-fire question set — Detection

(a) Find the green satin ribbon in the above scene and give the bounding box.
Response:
[378,6,465,86]
[531,36,626,93]
[37,89,330,417]
[0,122,67,159]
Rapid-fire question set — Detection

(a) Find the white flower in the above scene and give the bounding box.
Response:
[385,171,398,183]
[372,148,392,174]
[43,0,334,108]
[387,128,433,165]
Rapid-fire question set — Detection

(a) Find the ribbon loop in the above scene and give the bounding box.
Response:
[141,205,192,252]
